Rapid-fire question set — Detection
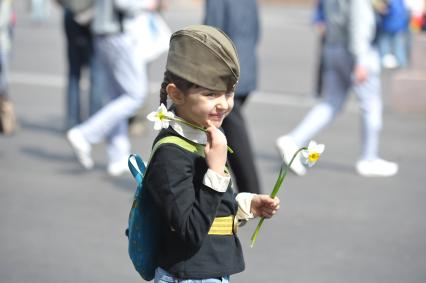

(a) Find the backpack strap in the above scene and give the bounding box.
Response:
[128,154,146,185]
[128,136,204,187]
[150,135,205,158]
[152,136,230,174]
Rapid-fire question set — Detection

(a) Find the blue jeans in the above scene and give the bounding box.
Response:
[0,50,9,97]
[78,28,147,164]
[155,267,230,283]
[64,9,104,129]
[289,44,382,161]
[378,31,408,68]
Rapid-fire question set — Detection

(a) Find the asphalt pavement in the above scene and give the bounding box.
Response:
[1,1,426,283]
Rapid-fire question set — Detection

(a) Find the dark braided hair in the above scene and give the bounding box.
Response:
[160,71,198,107]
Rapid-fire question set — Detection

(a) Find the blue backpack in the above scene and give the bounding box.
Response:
[126,136,204,281]
[126,153,157,281]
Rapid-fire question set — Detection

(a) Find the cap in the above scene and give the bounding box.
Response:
[166,25,240,92]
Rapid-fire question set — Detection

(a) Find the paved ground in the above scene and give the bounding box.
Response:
[1,1,426,283]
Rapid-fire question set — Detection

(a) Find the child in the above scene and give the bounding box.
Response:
[143,25,280,282]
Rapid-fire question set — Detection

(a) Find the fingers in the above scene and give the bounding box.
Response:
[204,120,215,152]
[204,119,228,175]
[260,195,280,207]
[258,195,280,218]
[205,120,215,144]
[206,119,214,128]
[205,119,227,148]
[261,210,276,218]
[261,204,280,218]
[262,203,280,218]
[205,119,216,132]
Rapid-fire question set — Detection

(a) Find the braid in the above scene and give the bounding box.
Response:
[159,71,198,107]
[160,72,170,107]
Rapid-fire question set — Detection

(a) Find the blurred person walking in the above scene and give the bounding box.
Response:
[374,0,410,69]
[56,0,105,129]
[0,0,16,135]
[204,0,262,193]
[276,0,398,177]
[403,0,426,65]
[67,0,153,176]
[128,0,171,136]
[313,0,327,97]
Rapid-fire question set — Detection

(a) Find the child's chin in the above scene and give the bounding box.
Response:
[211,120,223,128]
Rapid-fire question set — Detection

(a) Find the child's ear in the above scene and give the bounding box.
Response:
[166,84,185,105]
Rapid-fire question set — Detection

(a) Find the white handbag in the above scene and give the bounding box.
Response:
[140,12,171,62]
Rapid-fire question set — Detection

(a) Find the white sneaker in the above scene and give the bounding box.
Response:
[107,159,130,177]
[67,128,94,169]
[382,54,398,69]
[276,135,306,176]
[356,158,398,177]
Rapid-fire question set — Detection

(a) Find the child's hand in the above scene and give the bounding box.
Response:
[251,195,280,218]
[205,120,228,176]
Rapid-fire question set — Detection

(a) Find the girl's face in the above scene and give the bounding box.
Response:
[173,86,234,128]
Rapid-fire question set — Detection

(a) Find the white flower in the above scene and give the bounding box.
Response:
[146,103,175,130]
[301,140,325,167]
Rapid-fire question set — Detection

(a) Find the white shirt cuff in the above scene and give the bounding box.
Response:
[235,192,255,223]
[203,169,230,193]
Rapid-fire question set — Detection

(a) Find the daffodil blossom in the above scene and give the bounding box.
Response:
[301,141,325,167]
[250,140,324,247]
[146,103,234,153]
[146,103,175,131]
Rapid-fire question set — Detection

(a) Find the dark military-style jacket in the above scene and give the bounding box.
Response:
[143,127,245,279]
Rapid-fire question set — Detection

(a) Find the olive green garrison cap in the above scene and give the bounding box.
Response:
[166,25,240,92]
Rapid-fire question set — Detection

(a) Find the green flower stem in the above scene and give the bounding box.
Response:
[173,117,234,154]
[174,117,206,132]
[250,146,307,247]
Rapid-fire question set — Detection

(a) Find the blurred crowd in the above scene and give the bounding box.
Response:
[314,0,426,70]
[373,0,426,69]
[2,0,426,182]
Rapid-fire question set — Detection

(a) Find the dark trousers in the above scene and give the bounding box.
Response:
[64,9,104,129]
[222,95,261,194]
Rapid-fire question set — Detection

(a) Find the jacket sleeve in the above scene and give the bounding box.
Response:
[349,0,376,66]
[145,144,224,250]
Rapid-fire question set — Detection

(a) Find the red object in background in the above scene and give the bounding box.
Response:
[410,15,425,32]
[11,10,16,26]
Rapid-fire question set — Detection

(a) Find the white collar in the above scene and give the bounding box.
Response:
[170,116,207,145]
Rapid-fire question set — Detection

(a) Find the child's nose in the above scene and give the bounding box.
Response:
[216,94,229,110]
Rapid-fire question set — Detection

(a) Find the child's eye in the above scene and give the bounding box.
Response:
[201,91,233,98]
